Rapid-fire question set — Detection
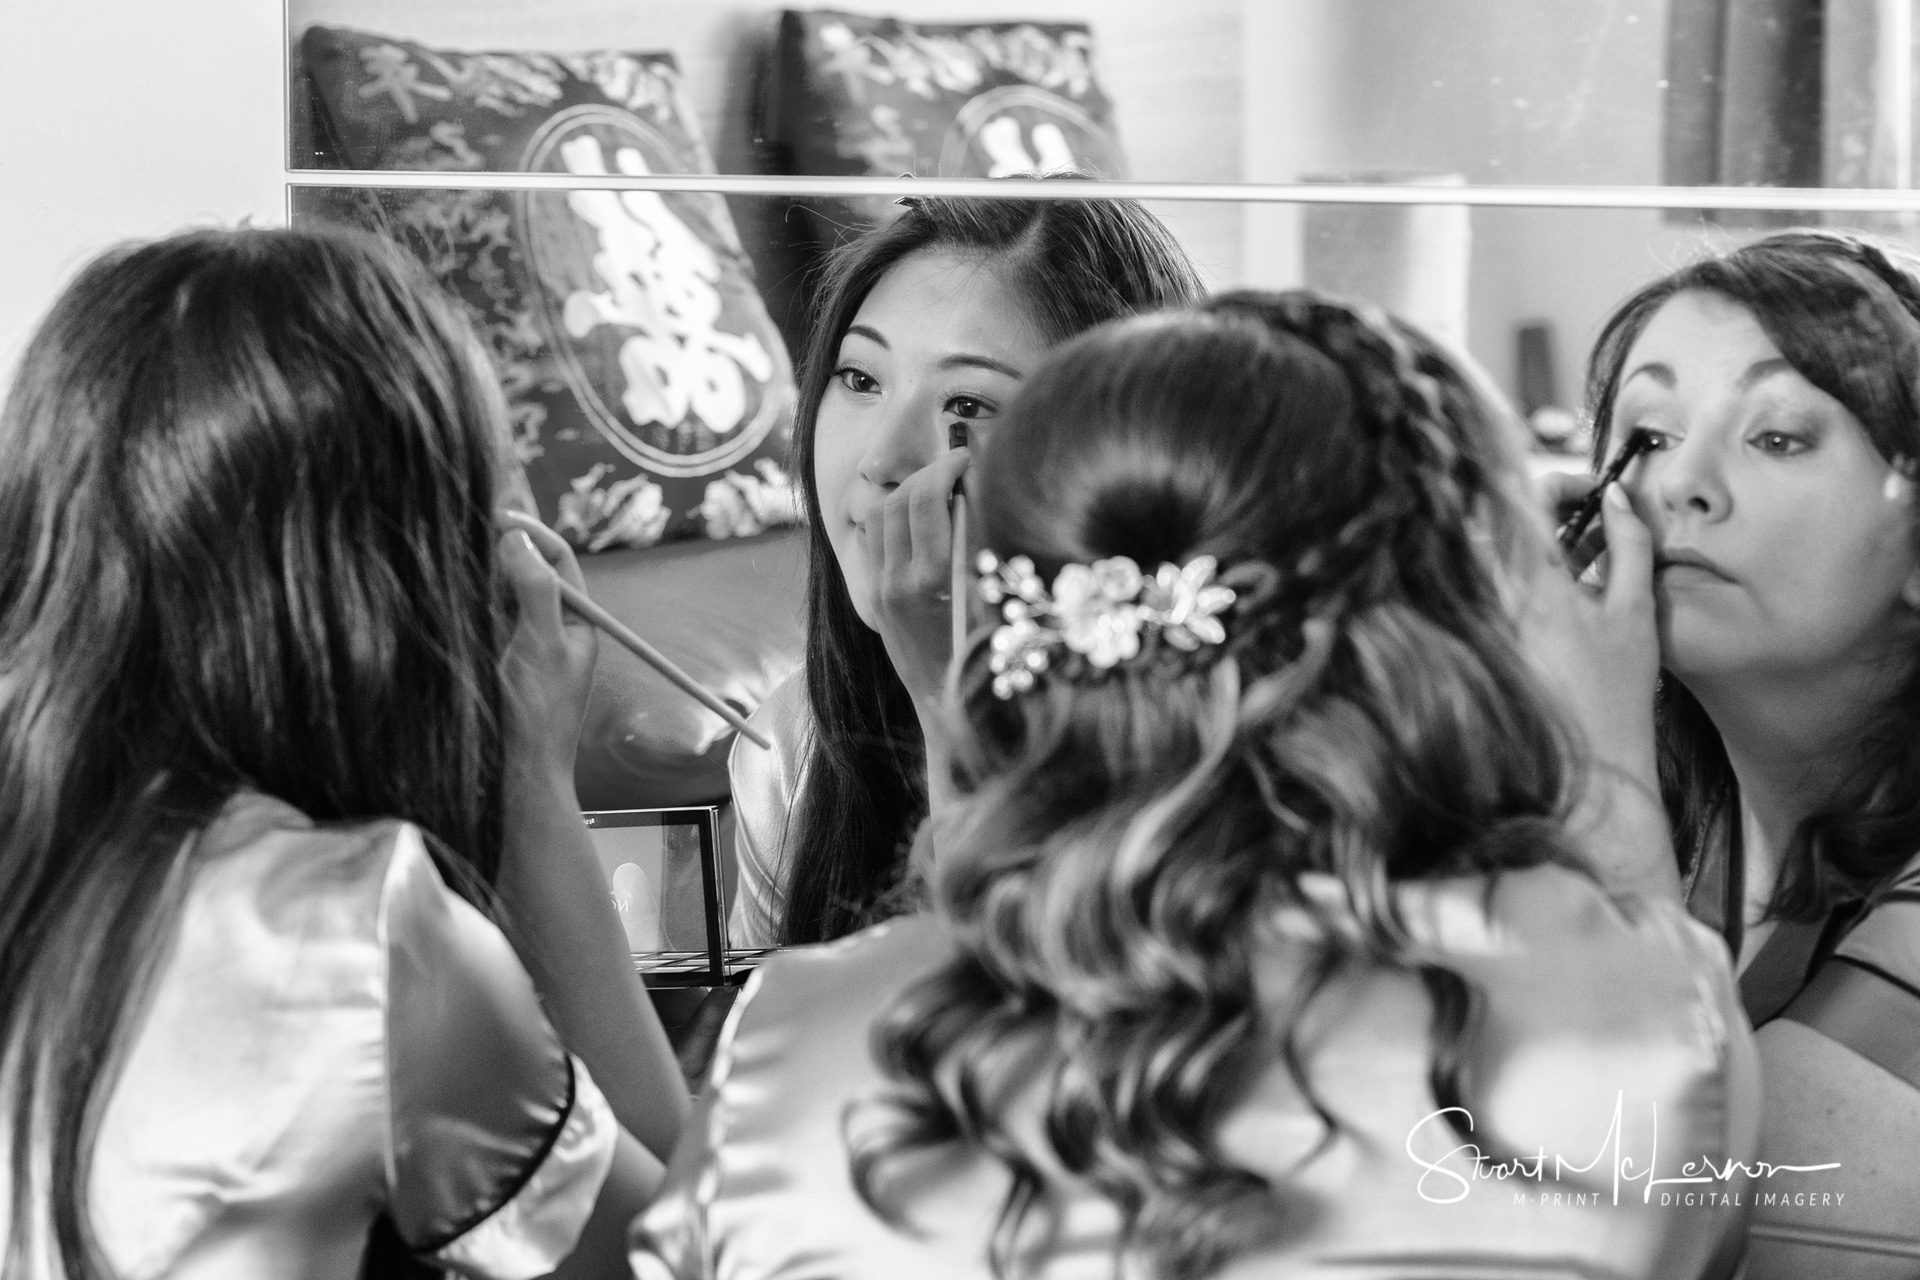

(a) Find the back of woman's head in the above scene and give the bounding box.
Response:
[852,291,1583,1279]
[0,225,508,1276]
[0,224,509,873]
[781,193,1206,944]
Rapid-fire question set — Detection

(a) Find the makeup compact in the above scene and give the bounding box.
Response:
[583,807,771,986]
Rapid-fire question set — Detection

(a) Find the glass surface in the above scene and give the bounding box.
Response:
[584,808,723,978]
[286,0,1920,190]
[290,186,1918,425]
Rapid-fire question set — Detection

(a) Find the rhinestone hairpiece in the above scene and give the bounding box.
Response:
[976,550,1237,699]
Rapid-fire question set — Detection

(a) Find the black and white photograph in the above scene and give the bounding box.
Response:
[3,2,1918,1277]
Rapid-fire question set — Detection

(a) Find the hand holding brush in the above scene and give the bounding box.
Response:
[1556,428,1655,576]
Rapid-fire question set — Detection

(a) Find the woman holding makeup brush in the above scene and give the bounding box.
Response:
[1568,229,1920,1275]
[0,225,685,1279]
[726,193,1203,947]
[633,289,1756,1280]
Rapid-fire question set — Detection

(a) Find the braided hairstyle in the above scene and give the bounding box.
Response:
[1586,228,1920,920]
[847,291,1588,1279]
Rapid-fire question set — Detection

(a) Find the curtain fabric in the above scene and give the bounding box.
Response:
[1664,0,1914,230]
[1664,0,1826,190]
[1658,0,1912,233]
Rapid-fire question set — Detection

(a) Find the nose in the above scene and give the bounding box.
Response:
[855,392,942,491]
[1646,430,1731,527]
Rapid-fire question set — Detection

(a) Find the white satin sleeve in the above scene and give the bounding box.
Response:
[726,674,810,947]
[380,825,619,1280]
[434,1063,617,1279]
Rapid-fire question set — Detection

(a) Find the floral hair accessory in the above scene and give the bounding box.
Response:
[975,550,1238,699]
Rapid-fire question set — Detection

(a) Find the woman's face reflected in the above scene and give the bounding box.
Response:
[1611,289,1920,685]
[813,248,1045,627]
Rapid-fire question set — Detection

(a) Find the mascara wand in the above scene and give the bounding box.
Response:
[1557,428,1654,571]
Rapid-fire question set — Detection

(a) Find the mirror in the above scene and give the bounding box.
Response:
[290,185,1901,439]
[287,0,1915,191]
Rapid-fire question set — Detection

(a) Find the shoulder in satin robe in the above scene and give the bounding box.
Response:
[634,863,1760,1280]
[3,792,617,1280]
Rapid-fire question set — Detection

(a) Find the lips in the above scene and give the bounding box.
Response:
[1654,547,1735,581]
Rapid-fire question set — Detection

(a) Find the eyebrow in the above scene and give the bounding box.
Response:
[842,324,1026,379]
[1736,356,1793,390]
[940,353,1026,378]
[1620,362,1675,389]
[1620,355,1794,395]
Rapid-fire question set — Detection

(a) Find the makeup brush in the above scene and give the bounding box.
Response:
[555,578,771,750]
[950,422,970,659]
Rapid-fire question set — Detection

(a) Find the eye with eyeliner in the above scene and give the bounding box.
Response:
[945,393,996,421]
[1744,405,1819,457]
[1614,413,1678,453]
[832,364,879,396]
[1748,427,1812,456]
[1610,389,1670,447]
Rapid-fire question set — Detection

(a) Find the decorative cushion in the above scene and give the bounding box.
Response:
[295,26,800,551]
[572,529,806,809]
[760,9,1128,247]
[763,10,1126,182]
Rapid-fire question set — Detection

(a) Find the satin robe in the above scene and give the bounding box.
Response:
[633,863,1761,1280]
[1,793,616,1280]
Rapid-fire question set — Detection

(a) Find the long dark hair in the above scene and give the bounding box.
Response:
[0,226,513,1277]
[780,194,1204,944]
[1586,228,1920,920]
[850,291,1587,1278]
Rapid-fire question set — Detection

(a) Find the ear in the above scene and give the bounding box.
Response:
[1887,466,1920,611]
[1902,523,1920,612]
[1903,561,1920,613]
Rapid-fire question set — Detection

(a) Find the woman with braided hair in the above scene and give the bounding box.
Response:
[1574,228,1920,1274]
[632,290,1757,1280]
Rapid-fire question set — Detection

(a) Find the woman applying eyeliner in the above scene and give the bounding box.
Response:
[726,194,1203,947]
[1574,230,1920,1275]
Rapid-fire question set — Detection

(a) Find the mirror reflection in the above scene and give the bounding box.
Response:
[77,182,1908,1271]
[12,0,1920,1256]
[292,185,1887,508]
[289,0,1918,189]
[289,184,1920,970]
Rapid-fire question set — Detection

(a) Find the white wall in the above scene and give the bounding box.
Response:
[1236,0,1724,405]
[1240,0,1341,290]
[0,0,288,377]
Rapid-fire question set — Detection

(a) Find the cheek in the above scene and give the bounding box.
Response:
[812,405,863,524]
[1713,497,1915,664]
[1763,481,1912,602]
[810,405,876,626]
